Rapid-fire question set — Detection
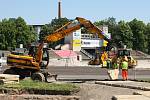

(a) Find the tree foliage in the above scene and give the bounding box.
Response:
[94,18,150,54]
[1,16,150,54]
[117,21,133,48]
[128,19,146,52]
[145,23,150,54]
[0,17,36,50]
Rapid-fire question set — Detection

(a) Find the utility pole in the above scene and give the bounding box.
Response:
[58,0,62,19]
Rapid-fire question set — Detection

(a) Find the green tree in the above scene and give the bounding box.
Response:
[145,23,150,54]
[51,17,69,31]
[15,17,36,48]
[0,17,36,50]
[129,19,146,52]
[0,18,16,49]
[117,21,133,48]
[94,17,117,33]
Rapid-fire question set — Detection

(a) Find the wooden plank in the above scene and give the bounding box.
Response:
[0,74,19,78]
[0,74,19,84]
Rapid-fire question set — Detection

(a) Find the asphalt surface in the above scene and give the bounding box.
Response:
[48,66,150,75]
[46,66,150,80]
[1,65,150,80]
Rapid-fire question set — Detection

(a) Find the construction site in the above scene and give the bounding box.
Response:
[0,0,150,100]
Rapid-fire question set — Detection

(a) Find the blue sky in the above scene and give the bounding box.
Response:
[0,0,149,24]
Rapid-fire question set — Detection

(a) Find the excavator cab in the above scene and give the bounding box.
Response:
[117,49,130,57]
[40,48,49,69]
[28,44,49,69]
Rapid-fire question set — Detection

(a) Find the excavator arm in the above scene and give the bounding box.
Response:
[44,17,107,43]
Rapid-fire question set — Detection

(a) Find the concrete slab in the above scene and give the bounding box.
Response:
[135,60,150,69]
[95,81,150,91]
[112,95,150,100]
[134,91,150,97]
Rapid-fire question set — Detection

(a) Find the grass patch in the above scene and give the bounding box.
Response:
[0,79,80,95]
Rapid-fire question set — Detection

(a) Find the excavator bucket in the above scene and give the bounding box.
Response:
[31,72,57,82]
[45,72,57,83]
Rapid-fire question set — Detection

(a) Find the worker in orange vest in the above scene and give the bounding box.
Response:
[121,56,128,81]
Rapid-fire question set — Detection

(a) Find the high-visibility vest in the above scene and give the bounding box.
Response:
[121,61,128,70]
[107,58,112,69]
[113,63,119,69]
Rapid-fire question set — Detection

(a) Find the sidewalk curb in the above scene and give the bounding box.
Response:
[95,81,150,91]
[112,95,150,100]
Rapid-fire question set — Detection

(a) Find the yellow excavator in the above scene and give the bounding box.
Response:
[4,17,109,82]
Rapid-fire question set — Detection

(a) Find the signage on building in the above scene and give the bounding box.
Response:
[104,33,111,39]
[73,40,81,47]
[102,26,111,39]
[72,29,81,51]
[102,26,108,34]
[73,30,81,40]
[81,39,103,47]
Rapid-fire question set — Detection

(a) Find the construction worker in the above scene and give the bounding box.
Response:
[107,57,116,80]
[121,56,128,81]
[113,58,120,69]
[106,57,112,69]
[113,58,120,80]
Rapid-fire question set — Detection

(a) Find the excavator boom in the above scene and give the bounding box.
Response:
[44,17,107,43]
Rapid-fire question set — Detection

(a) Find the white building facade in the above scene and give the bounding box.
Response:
[64,26,110,52]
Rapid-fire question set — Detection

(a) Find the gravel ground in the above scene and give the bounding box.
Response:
[74,82,142,100]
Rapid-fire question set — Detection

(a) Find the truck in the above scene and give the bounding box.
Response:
[4,17,109,82]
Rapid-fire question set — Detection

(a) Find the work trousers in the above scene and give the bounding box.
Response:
[122,69,128,80]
